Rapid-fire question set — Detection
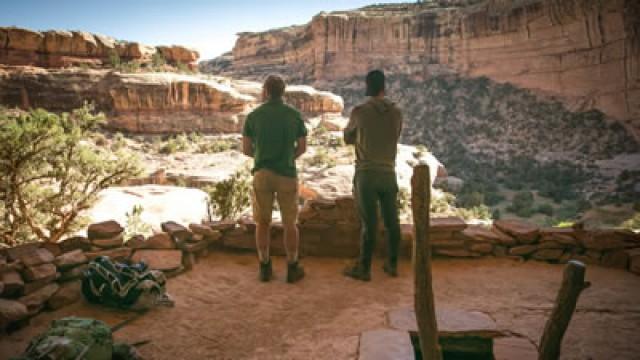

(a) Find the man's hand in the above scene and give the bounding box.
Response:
[242,136,254,157]
[295,136,307,159]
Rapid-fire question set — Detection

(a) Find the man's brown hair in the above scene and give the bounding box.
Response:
[263,75,286,100]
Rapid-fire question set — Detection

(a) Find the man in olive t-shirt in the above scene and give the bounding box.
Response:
[343,69,403,281]
[242,75,308,283]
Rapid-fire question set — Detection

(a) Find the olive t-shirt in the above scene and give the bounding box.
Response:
[242,98,307,178]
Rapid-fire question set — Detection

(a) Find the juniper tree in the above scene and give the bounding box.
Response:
[0,105,140,244]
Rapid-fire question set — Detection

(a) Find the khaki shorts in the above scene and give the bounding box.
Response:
[252,169,299,226]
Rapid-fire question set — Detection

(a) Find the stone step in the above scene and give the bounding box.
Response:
[359,329,415,360]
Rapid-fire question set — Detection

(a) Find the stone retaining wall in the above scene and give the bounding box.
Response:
[2,196,639,333]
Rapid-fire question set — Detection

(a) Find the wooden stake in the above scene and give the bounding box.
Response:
[538,260,591,360]
[411,164,442,360]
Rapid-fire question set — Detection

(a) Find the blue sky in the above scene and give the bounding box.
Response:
[1,0,408,61]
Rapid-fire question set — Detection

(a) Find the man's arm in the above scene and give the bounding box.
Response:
[343,109,358,145]
[242,136,254,158]
[295,136,307,159]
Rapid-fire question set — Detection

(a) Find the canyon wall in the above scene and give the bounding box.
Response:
[220,0,640,139]
[0,67,343,133]
[0,27,200,68]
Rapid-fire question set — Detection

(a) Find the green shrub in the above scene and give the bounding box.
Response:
[620,213,640,232]
[152,52,166,69]
[0,105,140,244]
[197,138,237,153]
[204,167,252,220]
[536,203,554,216]
[456,204,491,221]
[305,148,336,168]
[507,191,534,217]
[124,204,153,238]
[111,132,127,151]
[109,50,121,68]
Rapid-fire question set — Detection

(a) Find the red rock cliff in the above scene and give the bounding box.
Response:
[223,0,639,139]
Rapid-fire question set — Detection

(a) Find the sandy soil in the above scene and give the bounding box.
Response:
[1,255,639,360]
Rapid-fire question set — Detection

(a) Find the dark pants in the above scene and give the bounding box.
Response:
[354,169,401,272]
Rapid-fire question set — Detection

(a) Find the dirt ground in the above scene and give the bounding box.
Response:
[1,254,639,360]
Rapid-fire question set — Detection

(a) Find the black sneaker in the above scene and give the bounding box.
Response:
[343,261,371,282]
[383,262,398,277]
[259,259,273,282]
[286,261,305,283]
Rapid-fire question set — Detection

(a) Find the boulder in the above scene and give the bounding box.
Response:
[41,242,62,257]
[18,247,55,267]
[494,220,539,244]
[238,217,257,233]
[531,249,564,261]
[189,223,217,237]
[18,283,59,315]
[91,233,125,249]
[458,225,515,245]
[94,34,116,57]
[22,263,57,282]
[601,250,630,269]
[59,236,92,252]
[6,27,44,51]
[24,275,58,295]
[579,230,639,251]
[85,247,132,262]
[47,281,81,310]
[144,232,176,249]
[538,241,565,249]
[131,249,182,271]
[204,220,237,232]
[469,243,494,254]
[182,239,209,254]
[627,248,640,275]
[1,271,24,298]
[87,220,123,240]
[358,329,414,360]
[59,264,88,282]
[0,299,28,330]
[125,42,155,59]
[54,249,88,270]
[435,248,481,258]
[430,216,467,233]
[125,235,146,249]
[43,30,74,54]
[432,238,466,249]
[509,245,538,256]
[161,221,192,243]
[5,242,40,262]
[493,245,508,257]
[71,31,98,56]
[157,45,199,63]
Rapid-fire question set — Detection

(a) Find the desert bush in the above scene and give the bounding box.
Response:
[0,105,141,244]
[620,213,640,232]
[110,132,127,151]
[204,167,252,220]
[124,204,153,238]
[109,50,121,68]
[305,147,336,168]
[197,138,237,153]
[430,192,455,214]
[159,134,190,154]
[151,52,166,69]
[456,204,491,221]
[507,191,534,217]
[536,203,554,216]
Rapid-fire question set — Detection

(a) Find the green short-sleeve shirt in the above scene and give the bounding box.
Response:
[242,98,308,178]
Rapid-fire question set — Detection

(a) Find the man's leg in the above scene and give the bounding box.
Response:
[345,171,378,281]
[276,174,304,283]
[379,174,401,276]
[252,170,275,281]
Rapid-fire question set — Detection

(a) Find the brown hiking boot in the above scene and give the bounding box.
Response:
[286,261,305,283]
[343,261,371,282]
[259,259,273,282]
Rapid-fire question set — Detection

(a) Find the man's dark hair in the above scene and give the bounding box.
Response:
[365,70,385,96]
[263,75,286,99]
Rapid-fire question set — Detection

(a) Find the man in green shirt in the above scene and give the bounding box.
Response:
[242,75,308,283]
[343,70,403,281]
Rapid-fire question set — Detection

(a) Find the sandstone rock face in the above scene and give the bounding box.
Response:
[0,68,341,134]
[218,0,640,139]
[0,26,200,68]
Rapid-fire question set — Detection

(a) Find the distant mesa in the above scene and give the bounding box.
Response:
[0,26,199,70]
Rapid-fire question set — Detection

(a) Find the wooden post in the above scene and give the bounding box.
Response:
[411,164,442,360]
[538,260,591,360]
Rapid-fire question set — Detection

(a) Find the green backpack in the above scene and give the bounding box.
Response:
[12,317,113,360]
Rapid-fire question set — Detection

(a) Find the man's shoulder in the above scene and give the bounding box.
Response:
[281,102,302,117]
